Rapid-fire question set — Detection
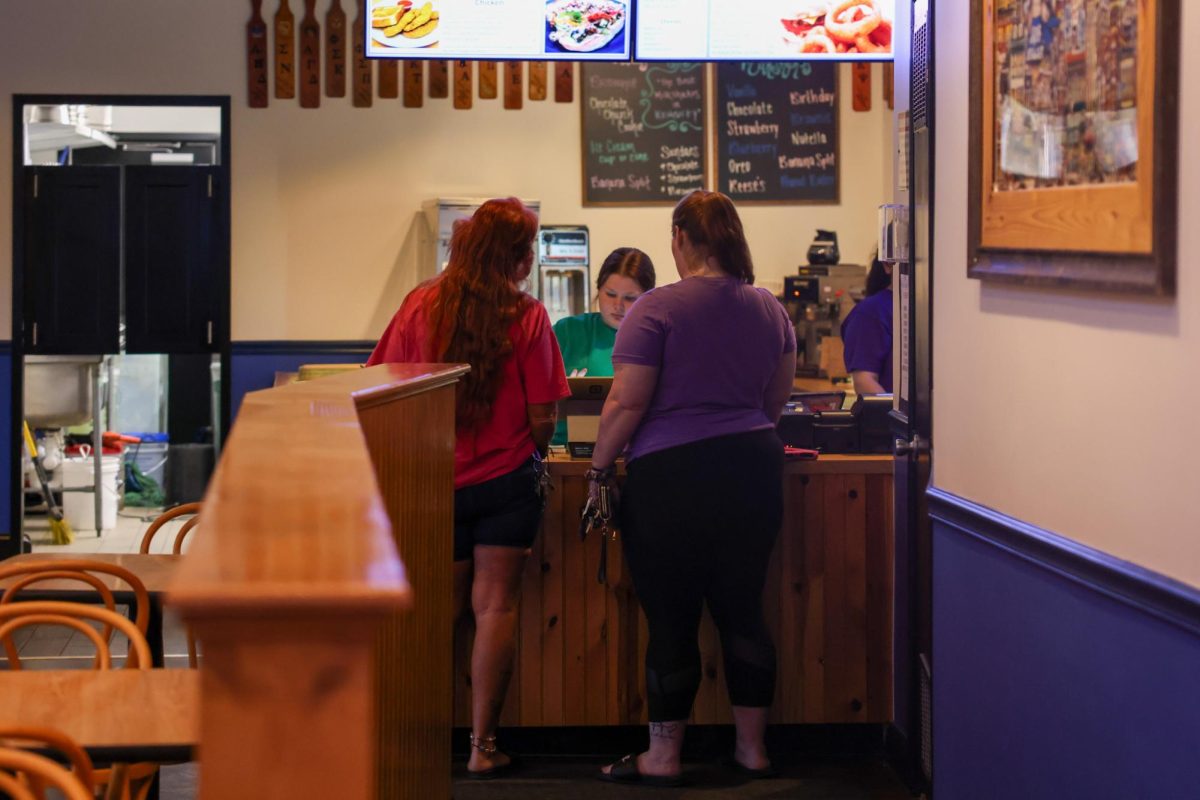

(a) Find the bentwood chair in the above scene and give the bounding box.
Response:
[139,503,202,667]
[0,560,151,669]
[138,503,201,555]
[0,604,159,799]
[0,726,95,799]
[0,747,92,800]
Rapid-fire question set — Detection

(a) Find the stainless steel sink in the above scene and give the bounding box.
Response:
[24,356,102,428]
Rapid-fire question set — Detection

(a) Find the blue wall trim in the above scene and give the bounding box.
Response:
[229,340,374,422]
[929,488,1200,636]
[930,487,1200,800]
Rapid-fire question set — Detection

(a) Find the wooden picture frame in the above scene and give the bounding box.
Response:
[968,0,1179,295]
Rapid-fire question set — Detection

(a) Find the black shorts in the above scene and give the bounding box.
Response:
[453,457,542,562]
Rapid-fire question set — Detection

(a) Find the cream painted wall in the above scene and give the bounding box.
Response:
[934,4,1200,585]
[0,1,890,342]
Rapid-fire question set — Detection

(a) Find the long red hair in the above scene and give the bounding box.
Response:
[427,197,538,429]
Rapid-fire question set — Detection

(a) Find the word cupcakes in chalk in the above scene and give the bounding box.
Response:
[545,0,627,53]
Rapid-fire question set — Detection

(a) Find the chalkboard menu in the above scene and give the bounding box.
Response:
[714,62,840,204]
[581,62,707,206]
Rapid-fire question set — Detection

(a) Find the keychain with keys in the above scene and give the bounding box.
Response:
[580,473,618,585]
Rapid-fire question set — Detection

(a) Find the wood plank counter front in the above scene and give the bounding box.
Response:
[169,364,466,800]
[453,454,894,727]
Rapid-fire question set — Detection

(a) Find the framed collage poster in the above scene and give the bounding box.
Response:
[968,0,1180,294]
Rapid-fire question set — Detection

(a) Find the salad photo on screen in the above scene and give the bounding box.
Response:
[545,0,628,54]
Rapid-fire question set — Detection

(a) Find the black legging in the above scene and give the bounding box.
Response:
[620,429,784,722]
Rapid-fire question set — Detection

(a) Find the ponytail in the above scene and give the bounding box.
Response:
[671,190,755,284]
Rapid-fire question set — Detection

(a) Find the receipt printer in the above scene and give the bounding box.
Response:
[563,377,611,459]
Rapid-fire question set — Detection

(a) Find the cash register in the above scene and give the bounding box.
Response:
[562,377,610,458]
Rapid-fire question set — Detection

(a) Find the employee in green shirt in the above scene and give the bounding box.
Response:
[552,247,656,445]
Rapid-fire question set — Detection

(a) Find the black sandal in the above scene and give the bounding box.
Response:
[466,733,520,780]
[597,753,684,788]
[721,755,778,780]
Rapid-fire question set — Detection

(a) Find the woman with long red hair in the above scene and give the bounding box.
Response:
[368,197,568,779]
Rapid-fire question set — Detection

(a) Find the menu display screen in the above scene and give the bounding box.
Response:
[366,0,632,60]
[634,0,895,62]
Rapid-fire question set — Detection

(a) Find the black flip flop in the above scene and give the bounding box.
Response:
[466,753,521,781]
[721,755,778,780]
[597,753,684,788]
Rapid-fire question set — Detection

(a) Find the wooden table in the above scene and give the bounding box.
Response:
[0,553,181,667]
[0,669,199,762]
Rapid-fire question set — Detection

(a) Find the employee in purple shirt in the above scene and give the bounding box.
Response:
[590,190,797,787]
[841,254,893,394]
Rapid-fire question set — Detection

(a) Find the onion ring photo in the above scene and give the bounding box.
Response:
[780,0,894,56]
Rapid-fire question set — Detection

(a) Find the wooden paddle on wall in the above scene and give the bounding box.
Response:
[504,61,523,109]
[299,0,321,107]
[528,62,547,101]
[428,61,450,98]
[453,61,473,109]
[883,63,894,110]
[404,61,425,107]
[554,62,573,103]
[247,0,269,108]
[379,60,400,98]
[325,0,347,98]
[478,61,498,99]
[352,2,373,107]
[274,0,295,99]
[852,63,871,112]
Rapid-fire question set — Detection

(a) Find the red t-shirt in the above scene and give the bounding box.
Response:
[367,281,569,489]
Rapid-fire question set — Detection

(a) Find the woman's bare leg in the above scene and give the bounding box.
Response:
[467,545,528,773]
[731,706,771,770]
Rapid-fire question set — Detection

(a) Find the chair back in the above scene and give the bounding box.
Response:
[0,602,152,670]
[139,503,201,554]
[0,726,95,796]
[0,747,93,800]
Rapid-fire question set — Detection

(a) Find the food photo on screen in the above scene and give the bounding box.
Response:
[545,0,628,55]
[779,0,893,56]
[370,0,440,52]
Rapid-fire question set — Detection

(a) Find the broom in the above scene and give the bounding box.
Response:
[22,421,74,545]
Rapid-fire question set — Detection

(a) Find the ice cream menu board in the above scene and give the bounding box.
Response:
[581,63,707,206]
[635,0,894,61]
[366,0,631,60]
[714,62,839,203]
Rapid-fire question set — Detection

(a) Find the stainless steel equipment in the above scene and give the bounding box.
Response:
[23,356,102,428]
[420,197,542,280]
[537,226,590,325]
[781,264,867,377]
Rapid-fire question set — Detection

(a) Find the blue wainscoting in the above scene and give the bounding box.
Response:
[930,488,1200,800]
[229,341,375,422]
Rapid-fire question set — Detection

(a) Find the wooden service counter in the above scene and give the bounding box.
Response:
[453,453,894,727]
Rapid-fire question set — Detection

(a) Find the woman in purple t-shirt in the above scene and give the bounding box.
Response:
[592,191,797,787]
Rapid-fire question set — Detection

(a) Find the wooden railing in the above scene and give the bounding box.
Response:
[170,364,467,800]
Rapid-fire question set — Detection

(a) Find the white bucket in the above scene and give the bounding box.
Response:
[61,455,121,532]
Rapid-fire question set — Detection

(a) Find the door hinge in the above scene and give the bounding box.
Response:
[31,322,38,347]
[32,174,39,199]
[207,320,213,345]
[207,175,213,198]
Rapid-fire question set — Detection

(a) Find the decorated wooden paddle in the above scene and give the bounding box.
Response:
[528,61,547,101]
[247,0,269,108]
[299,0,321,107]
[428,61,449,98]
[453,61,473,109]
[478,61,498,99]
[403,61,424,107]
[352,2,373,107]
[852,63,871,112]
[274,0,296,99]
[883,63,894,110]
[325,0,347,98]
[379,60,400,98]
[554,62,573,103]
[504,61,523,109]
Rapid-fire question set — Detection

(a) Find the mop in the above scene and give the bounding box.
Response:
[22,421,74,545]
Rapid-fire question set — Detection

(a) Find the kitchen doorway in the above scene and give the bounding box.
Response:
[7,95,231,558]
